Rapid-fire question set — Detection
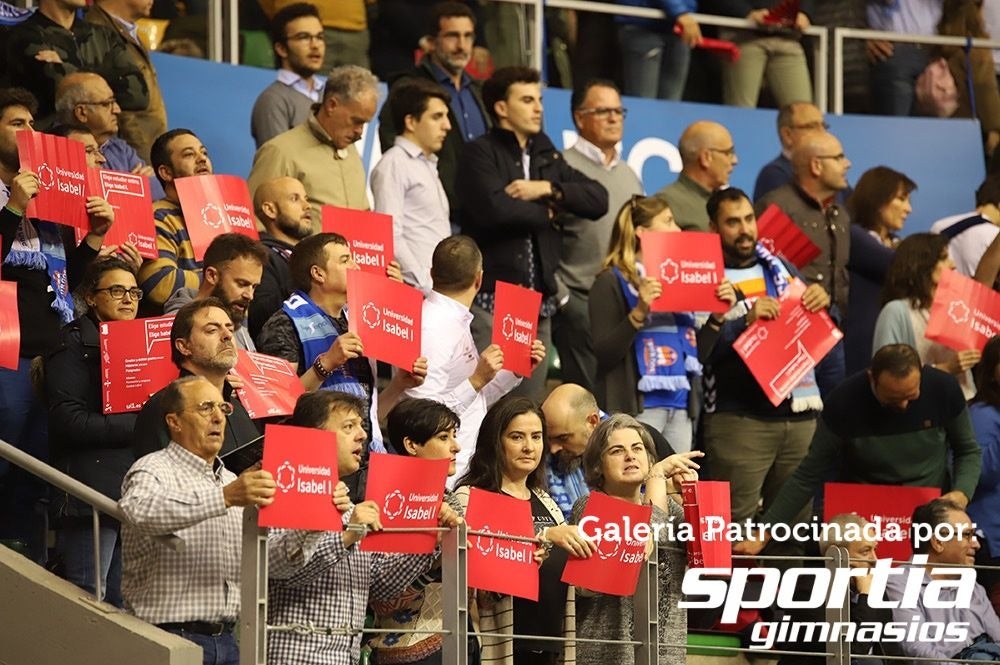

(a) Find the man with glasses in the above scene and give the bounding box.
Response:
[654,120,738,231]
[757,131,852,396]
[251,3,328,148]
[120,374,276,665]
[131,298,262,461]
[53,71,165,200]
[753,102,832,201]
[557,79,643,392]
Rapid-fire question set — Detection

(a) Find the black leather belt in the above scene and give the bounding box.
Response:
[158,621,236,636]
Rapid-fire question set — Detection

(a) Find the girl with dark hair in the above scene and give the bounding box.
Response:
[43,256,143,605]
[844,166,917,374]
[455,396,597,665]
[370,398,480,665]
[969,336,1000,612]
[872,233,979,397]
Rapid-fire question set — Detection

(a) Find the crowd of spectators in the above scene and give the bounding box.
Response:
[3,1,1000,664]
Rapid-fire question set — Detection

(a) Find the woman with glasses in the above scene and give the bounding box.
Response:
[872,233,979,397]
[844,167,917,375]
[43,256,143,605]
[588,196,717,452]
[572,414,694,665]
[454,396,597,665]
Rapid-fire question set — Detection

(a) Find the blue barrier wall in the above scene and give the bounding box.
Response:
[153,52,986,233]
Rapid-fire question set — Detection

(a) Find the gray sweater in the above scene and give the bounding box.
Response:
[251,80,317,148]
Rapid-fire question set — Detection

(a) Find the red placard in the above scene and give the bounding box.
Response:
[755,204,821,269]
[346,270,423,369]
[76,168,157,259]
[734,280,843,407]
[321,205,394,274]
[490,281,542,377]
[640,232,728,313]
[0,281,20,370]
[762,0,799,26]
[674,25,740,62]
[100,316,179,413]
[258,424,342,532]
[824,483,940,564]
[464,487,538,600]
[361,454,449,554]
[16,131,89,229]
[232,350,305,419]
[175,175,259,261]
[925,269,1000,353]
[562,492,651,596]
[681,480,732,570]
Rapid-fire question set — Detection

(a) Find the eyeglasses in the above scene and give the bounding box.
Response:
[577,106,628,119]
[81,98,118,109]
[286,32,324,43]
[708,146,737,157]
[184,400,234,417]
[93,285,144,301]
[788,121,829,131]
[816,153,847,162]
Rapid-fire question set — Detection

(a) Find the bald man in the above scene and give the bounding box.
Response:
[248,176,315,340]
[53,72,164,199]
[542,383,676,518]
[756,131,852,396]
[654,120,738,231]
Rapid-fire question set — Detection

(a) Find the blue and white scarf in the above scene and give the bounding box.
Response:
[3,218,74,325]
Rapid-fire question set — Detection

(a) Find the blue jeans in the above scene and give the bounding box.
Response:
[162,629,239,665]
[0,358,50,563]
[870,43,930,116]
[618,23,691,101]
[56,523,123,607]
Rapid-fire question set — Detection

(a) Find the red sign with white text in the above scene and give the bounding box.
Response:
[347,270,422,369]
[361,455,449,554]
[175,175,259,261]
[562,492,651,596]
[16,131,89,229]
[681,480,732,570]
[76,168,157,259]
[321,206,394,274]
[734,280,843,407]
[464,487,538,600]
[926,269,1000,353]
[232,350,304,419]
[0,281,20,370]
[100,316,179,413]
[491,281,542,377]
[755,204,821,269]
[258,424,342,532]
[640,232,727,313]
[824,483,940,564]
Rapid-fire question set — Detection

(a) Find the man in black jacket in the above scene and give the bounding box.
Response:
[377,1,490,229]
[456,66,608,400]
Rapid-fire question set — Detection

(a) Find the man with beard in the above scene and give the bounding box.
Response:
[251,3,327,148]
[249,176,314,340]
[377,2,490,228]
[131,298,261,459]
[541,383,676,519]
[163,233,269,351]
[138,128,215,313]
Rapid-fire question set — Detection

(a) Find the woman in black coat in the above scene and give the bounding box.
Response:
[45,256,142,606]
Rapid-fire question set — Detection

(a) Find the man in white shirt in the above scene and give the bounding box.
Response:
[405,235,545,485]
[251,3,327,147]
[371,78,452,293]
[930,174,1000,277]
[120,375,275,665]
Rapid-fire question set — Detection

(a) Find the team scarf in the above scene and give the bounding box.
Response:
[4,218,74,325]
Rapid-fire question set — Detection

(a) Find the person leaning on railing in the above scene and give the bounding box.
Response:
[43,255,142,606]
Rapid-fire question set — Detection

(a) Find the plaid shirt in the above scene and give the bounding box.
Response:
[267,527,438,665]
[119,442,242,624]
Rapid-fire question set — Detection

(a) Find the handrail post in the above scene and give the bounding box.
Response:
[814,26,828,113]
[207,0,223,63]
[832,27,844,115]
[92,508,104,602]
[633,546,659,665]
[240,507,268,665]
[225,0,239,65]
[441,522,468,665]
[532,0,545,77]
[824,545,850,665]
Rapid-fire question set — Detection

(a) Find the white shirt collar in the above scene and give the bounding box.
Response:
[426,290,473,324]
[572,135,621,170]
[276,69,326,102]
[394,135,438,164]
